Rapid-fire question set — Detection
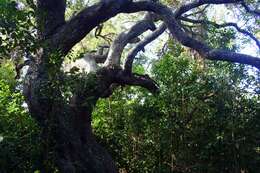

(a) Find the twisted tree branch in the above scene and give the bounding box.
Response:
[124,24,167,73]
[47,0,260,70]
[104,13,156,67]
[180,17,260,50]
[50,0,134,54]
[174,0,243,18]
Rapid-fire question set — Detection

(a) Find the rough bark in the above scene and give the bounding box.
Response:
[23,64,117,172]
[36,0,66,39]
[23,55,158,172]
[50,103,117,173]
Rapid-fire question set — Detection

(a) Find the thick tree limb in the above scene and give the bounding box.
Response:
[36,0,66,38]
[71,68,159,105]
[180,17,260,50]
[124,1,260,69]
[47,0,260,69]
[114,71,159,94]
[206,50,260,68]
[104,13,156,67]
[98,68,159,94]
[50,0,133,54]
[174,0,243,18]
[183,4,210,18]
[124,24,167,73]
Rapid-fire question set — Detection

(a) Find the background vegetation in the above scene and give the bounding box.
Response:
[1,48,259,173]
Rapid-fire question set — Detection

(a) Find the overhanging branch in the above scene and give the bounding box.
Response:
[174,0,243,18]
[48,0,260,70]
[183,4,210,18]
[104,13,157,67]
[180,17,260,50]
[114,72,159,94]
[71,68,159,105]
[128,1,260,69]
[50,0,134,54]
[206,50,260,68]
[124,24,167,73]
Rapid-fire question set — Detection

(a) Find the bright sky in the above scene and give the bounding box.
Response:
[207,4,259,57]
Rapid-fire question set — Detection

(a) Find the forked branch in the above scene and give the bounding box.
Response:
[48,0,260,71]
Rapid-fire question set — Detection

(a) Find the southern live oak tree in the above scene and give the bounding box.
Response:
[4,0,260,172]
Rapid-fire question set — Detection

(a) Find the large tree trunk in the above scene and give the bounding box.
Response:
[23,62,118,172]
[51,104,117,173]
[22,34,157,171]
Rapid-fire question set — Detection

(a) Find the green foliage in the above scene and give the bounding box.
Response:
[0,63,40,173]
[0,60,16,89]
[206,26,237,50]
[93,52,260,173]
[0,0,36,58]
